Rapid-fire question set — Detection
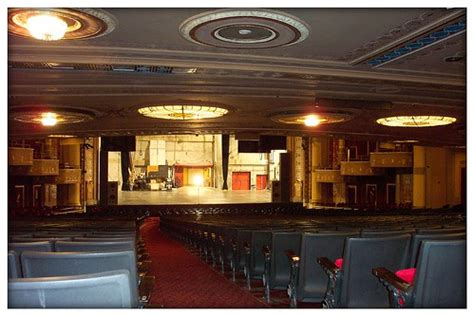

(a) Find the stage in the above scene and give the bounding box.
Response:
[118,186,272,205]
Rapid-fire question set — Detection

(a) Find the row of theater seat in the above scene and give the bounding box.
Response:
[161,215,465,308]
[8,219,154,308]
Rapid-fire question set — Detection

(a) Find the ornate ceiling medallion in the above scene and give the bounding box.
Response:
[8,8,117,40]
[179,9,310,49]
[10,106,95,126]
[138,105,229,121]
[272,111,353,126]
[376,116,456,127]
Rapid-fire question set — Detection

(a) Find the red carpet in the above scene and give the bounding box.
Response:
[140,217,268,308]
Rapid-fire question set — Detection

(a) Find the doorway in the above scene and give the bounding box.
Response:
[256,174,268,190]
[366,184,377,207]
[386,183,396,205]
[232,172,251,190]
[347,185,357,205]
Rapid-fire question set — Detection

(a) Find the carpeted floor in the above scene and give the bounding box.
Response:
[140,217,268,308]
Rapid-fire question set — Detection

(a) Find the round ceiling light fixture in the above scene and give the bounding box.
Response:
[8,8,117,41]
[138,105,229,121]
[272,111,353,127]
[392,139,420,144]
[180,9,310,49]
[303,115,321,127]
[376,116,456,127]
[10,106,95,126]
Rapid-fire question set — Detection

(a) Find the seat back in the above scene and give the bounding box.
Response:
[250,230,272,278]
[20,250,138,307]
[55,241,135,253]
[223,227,238,262]
[412,240,466,307]
[74,237,135,242]
[408,232,466,267]
[8,251,22,279]
[360,229,415,238]
[8,270,133,308]
[339,234,411,307]
[415,227,465,235]
[9,241,53,253]
[10,237,72,247]
[236,229,252,269]
[298,231,359,302]
[269,231,301,289]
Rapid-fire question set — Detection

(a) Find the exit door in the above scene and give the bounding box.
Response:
[232,172,251,190]
[256,175,268,190]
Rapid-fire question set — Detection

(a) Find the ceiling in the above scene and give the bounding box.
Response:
[8,8,466,146]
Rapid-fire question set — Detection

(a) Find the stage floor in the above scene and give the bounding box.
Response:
[118,186,272,205]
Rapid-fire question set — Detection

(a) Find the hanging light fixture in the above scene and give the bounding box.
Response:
[376,116,456,127]
[138,105,229,120]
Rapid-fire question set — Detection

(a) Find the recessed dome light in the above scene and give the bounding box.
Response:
[138,105,229,120]
[48,134,77,138]
[304,115,321,127]
[376,116,456,127]
[40,112,58,126]
[272,111,353,126]
[26,14,68,40]
[10,106,95,126]
[9,8,117,41]
[393,139,419,144]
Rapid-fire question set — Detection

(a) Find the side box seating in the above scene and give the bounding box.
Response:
[373,239,466,307]
[318,234,411,308]
[9,270,133,308]
[20,250,140,307]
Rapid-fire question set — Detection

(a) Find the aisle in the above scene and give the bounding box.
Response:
[140,217,267,308]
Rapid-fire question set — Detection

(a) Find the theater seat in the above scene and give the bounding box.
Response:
[9,270,133,308]
[20,250,141,307]
[318,234,411,308]
[262,231,301,302]
[407,232,465,267]
[8,251,22,279]
[373,240,466,307]
[286,231,359,307]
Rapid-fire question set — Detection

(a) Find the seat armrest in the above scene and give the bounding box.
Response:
[262,245,271,258]
[243,241,250,254]
[138,253,150,261]
[285,250,300,264]
[286,249,301,307]
[372,267,411,292]
[372,267,413,307]
[139,275,155,304]
[138,260,152,273]
[318,257,342,307]
[317,257,339,275]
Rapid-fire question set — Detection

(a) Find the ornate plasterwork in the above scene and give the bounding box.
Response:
[179,9,310,48]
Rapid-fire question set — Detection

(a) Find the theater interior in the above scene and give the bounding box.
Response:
[7,7,467,308]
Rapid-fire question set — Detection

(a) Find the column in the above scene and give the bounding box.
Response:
[412,145,426,209]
